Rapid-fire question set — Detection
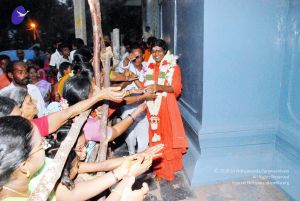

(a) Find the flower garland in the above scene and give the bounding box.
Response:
[145,51,177,142]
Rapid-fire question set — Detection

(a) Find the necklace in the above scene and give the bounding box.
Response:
[3,186,28,197]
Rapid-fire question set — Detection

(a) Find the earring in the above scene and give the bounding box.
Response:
[26,170,30,178]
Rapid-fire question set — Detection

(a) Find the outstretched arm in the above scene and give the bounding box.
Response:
[55,169,126,201]
[78,157,127,173]
[78,144,164,174]
[109,103,147,141]
[47,87,125,134]
[56,155,153,201]
[123,91,156,105]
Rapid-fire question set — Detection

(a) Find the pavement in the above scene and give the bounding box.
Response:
[111,140,290,201]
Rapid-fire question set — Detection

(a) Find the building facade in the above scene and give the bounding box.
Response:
[143,0,300,200]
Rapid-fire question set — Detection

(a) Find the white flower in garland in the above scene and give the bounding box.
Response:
[163,52,178,68]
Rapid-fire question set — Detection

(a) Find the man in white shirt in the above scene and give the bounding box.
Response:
[50,42,71,69]
[0,61,46,117]
[118,43,149,154]
[50,42,71,79]
[49,39,62,68]
[49,48,62,69]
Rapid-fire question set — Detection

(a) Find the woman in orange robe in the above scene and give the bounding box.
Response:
[144,39,188,181]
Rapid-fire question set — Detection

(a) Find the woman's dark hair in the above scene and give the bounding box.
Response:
[1,86,27,107]
[72,38,85,49]
[72,48,94,80]
[0,96,18,117]
[150,39,169,52]
[45,122,77,190]
[73,48,93,63]
[0,116,33,187]
[72,62,94,80]
[62,75,91,106]
[45,121,72,158]
[61,150,77,190]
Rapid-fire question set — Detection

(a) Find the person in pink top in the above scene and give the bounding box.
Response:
[62,75,146,143]
[0,83,126,138]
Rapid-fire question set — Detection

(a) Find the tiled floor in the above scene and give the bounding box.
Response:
[189,179,290,201]
[111,141,291,201]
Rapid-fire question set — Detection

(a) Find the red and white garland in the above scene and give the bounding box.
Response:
[145,51,177,142]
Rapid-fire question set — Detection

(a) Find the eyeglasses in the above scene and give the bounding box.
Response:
[132,55,142,62]
[73,144,87,152]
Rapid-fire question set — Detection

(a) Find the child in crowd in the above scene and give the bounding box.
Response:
[56,62,72,100]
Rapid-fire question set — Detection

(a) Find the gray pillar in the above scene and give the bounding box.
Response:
[73,0,87,44]
[112,28,120,66]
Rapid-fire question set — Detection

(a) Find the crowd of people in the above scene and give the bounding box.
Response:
[0,35,187,200]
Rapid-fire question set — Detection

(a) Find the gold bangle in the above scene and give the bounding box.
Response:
[111,189,122,197]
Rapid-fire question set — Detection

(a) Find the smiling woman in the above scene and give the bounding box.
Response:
[144,39,188,181]
[0,116,47,200]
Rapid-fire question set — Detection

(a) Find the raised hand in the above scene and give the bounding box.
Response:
[142,144,164,156]
[127,144,164,163]
[127,154,152,177]
[126,53,139,62]
[99,87,126,102]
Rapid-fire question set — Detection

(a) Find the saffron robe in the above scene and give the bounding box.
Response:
[146,62,188,181]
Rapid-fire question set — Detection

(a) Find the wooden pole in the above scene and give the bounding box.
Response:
[87,2,112,200]
[28,110,91,201]
[87,0,109,162]
[28,1,110,200]
[88,0,102,88]
[96,49,112,163]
